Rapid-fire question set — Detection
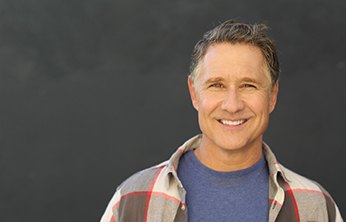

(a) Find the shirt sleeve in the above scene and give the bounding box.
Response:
[100,188,121,222]
[334,203,344,222]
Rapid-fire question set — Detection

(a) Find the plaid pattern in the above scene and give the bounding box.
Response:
[101,135,343,222]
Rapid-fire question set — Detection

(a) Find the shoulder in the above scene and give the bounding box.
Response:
[100,161,169,222]
[101,135,201,221]
[117,160,169,194]
[279,164,343,221]
[279,164,322,190]
[279,163,332,205]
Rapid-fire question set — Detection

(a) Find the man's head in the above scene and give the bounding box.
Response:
[189,20,280,86]
[188,20,279,155]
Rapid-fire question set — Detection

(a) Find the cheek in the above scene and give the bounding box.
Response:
[200,98,209,109]
[246,94,271,113]
[199,94,222,113]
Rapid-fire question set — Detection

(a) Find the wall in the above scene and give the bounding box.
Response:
[0,0,345,220]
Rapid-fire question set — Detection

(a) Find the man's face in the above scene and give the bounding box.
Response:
[188,43,278,152]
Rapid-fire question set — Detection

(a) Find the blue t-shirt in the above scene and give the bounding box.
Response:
[177,150,269,222]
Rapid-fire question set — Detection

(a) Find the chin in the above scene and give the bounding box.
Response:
[213,134,261,152]
[218,141,249,152]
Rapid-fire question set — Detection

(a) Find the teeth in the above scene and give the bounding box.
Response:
[220,119,245,126]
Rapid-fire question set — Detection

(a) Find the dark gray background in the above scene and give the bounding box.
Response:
[0,0,345,221]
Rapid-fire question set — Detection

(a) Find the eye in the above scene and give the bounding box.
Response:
[210,83,224,88]
[241,83,256,89]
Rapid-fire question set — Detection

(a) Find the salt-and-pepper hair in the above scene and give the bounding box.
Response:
[189,20,280,86]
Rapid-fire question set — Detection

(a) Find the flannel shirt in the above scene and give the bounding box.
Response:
[101,135,343,222]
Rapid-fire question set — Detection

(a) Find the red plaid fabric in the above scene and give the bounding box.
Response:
[101,135,343,222]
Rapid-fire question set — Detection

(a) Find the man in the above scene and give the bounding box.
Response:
[101,20,343,222]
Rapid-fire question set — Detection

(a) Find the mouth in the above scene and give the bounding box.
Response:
[218,119,248,126]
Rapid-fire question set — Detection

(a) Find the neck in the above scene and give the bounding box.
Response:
[194,138,263,172]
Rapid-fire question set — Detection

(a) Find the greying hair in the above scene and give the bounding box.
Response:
[189,20,280,86]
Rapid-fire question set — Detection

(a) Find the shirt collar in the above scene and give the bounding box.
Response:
[166,134,202,174]
[262,142,290,183]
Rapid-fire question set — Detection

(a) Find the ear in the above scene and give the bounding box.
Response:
[269,81,279,113]
[188,76,199,111]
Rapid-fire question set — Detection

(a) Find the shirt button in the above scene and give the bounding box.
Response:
[181,204,186,210]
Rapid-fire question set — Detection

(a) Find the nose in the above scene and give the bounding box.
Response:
[221,87,245,113]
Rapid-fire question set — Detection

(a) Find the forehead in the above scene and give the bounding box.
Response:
[199,43,268,82]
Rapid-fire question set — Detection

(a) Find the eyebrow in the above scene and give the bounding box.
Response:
[240,77,261,84]
[204,77,225,85]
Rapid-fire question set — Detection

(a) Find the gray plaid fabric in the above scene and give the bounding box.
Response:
[101,135,343,222]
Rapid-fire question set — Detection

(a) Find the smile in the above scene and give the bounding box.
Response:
[219,119,247,126]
